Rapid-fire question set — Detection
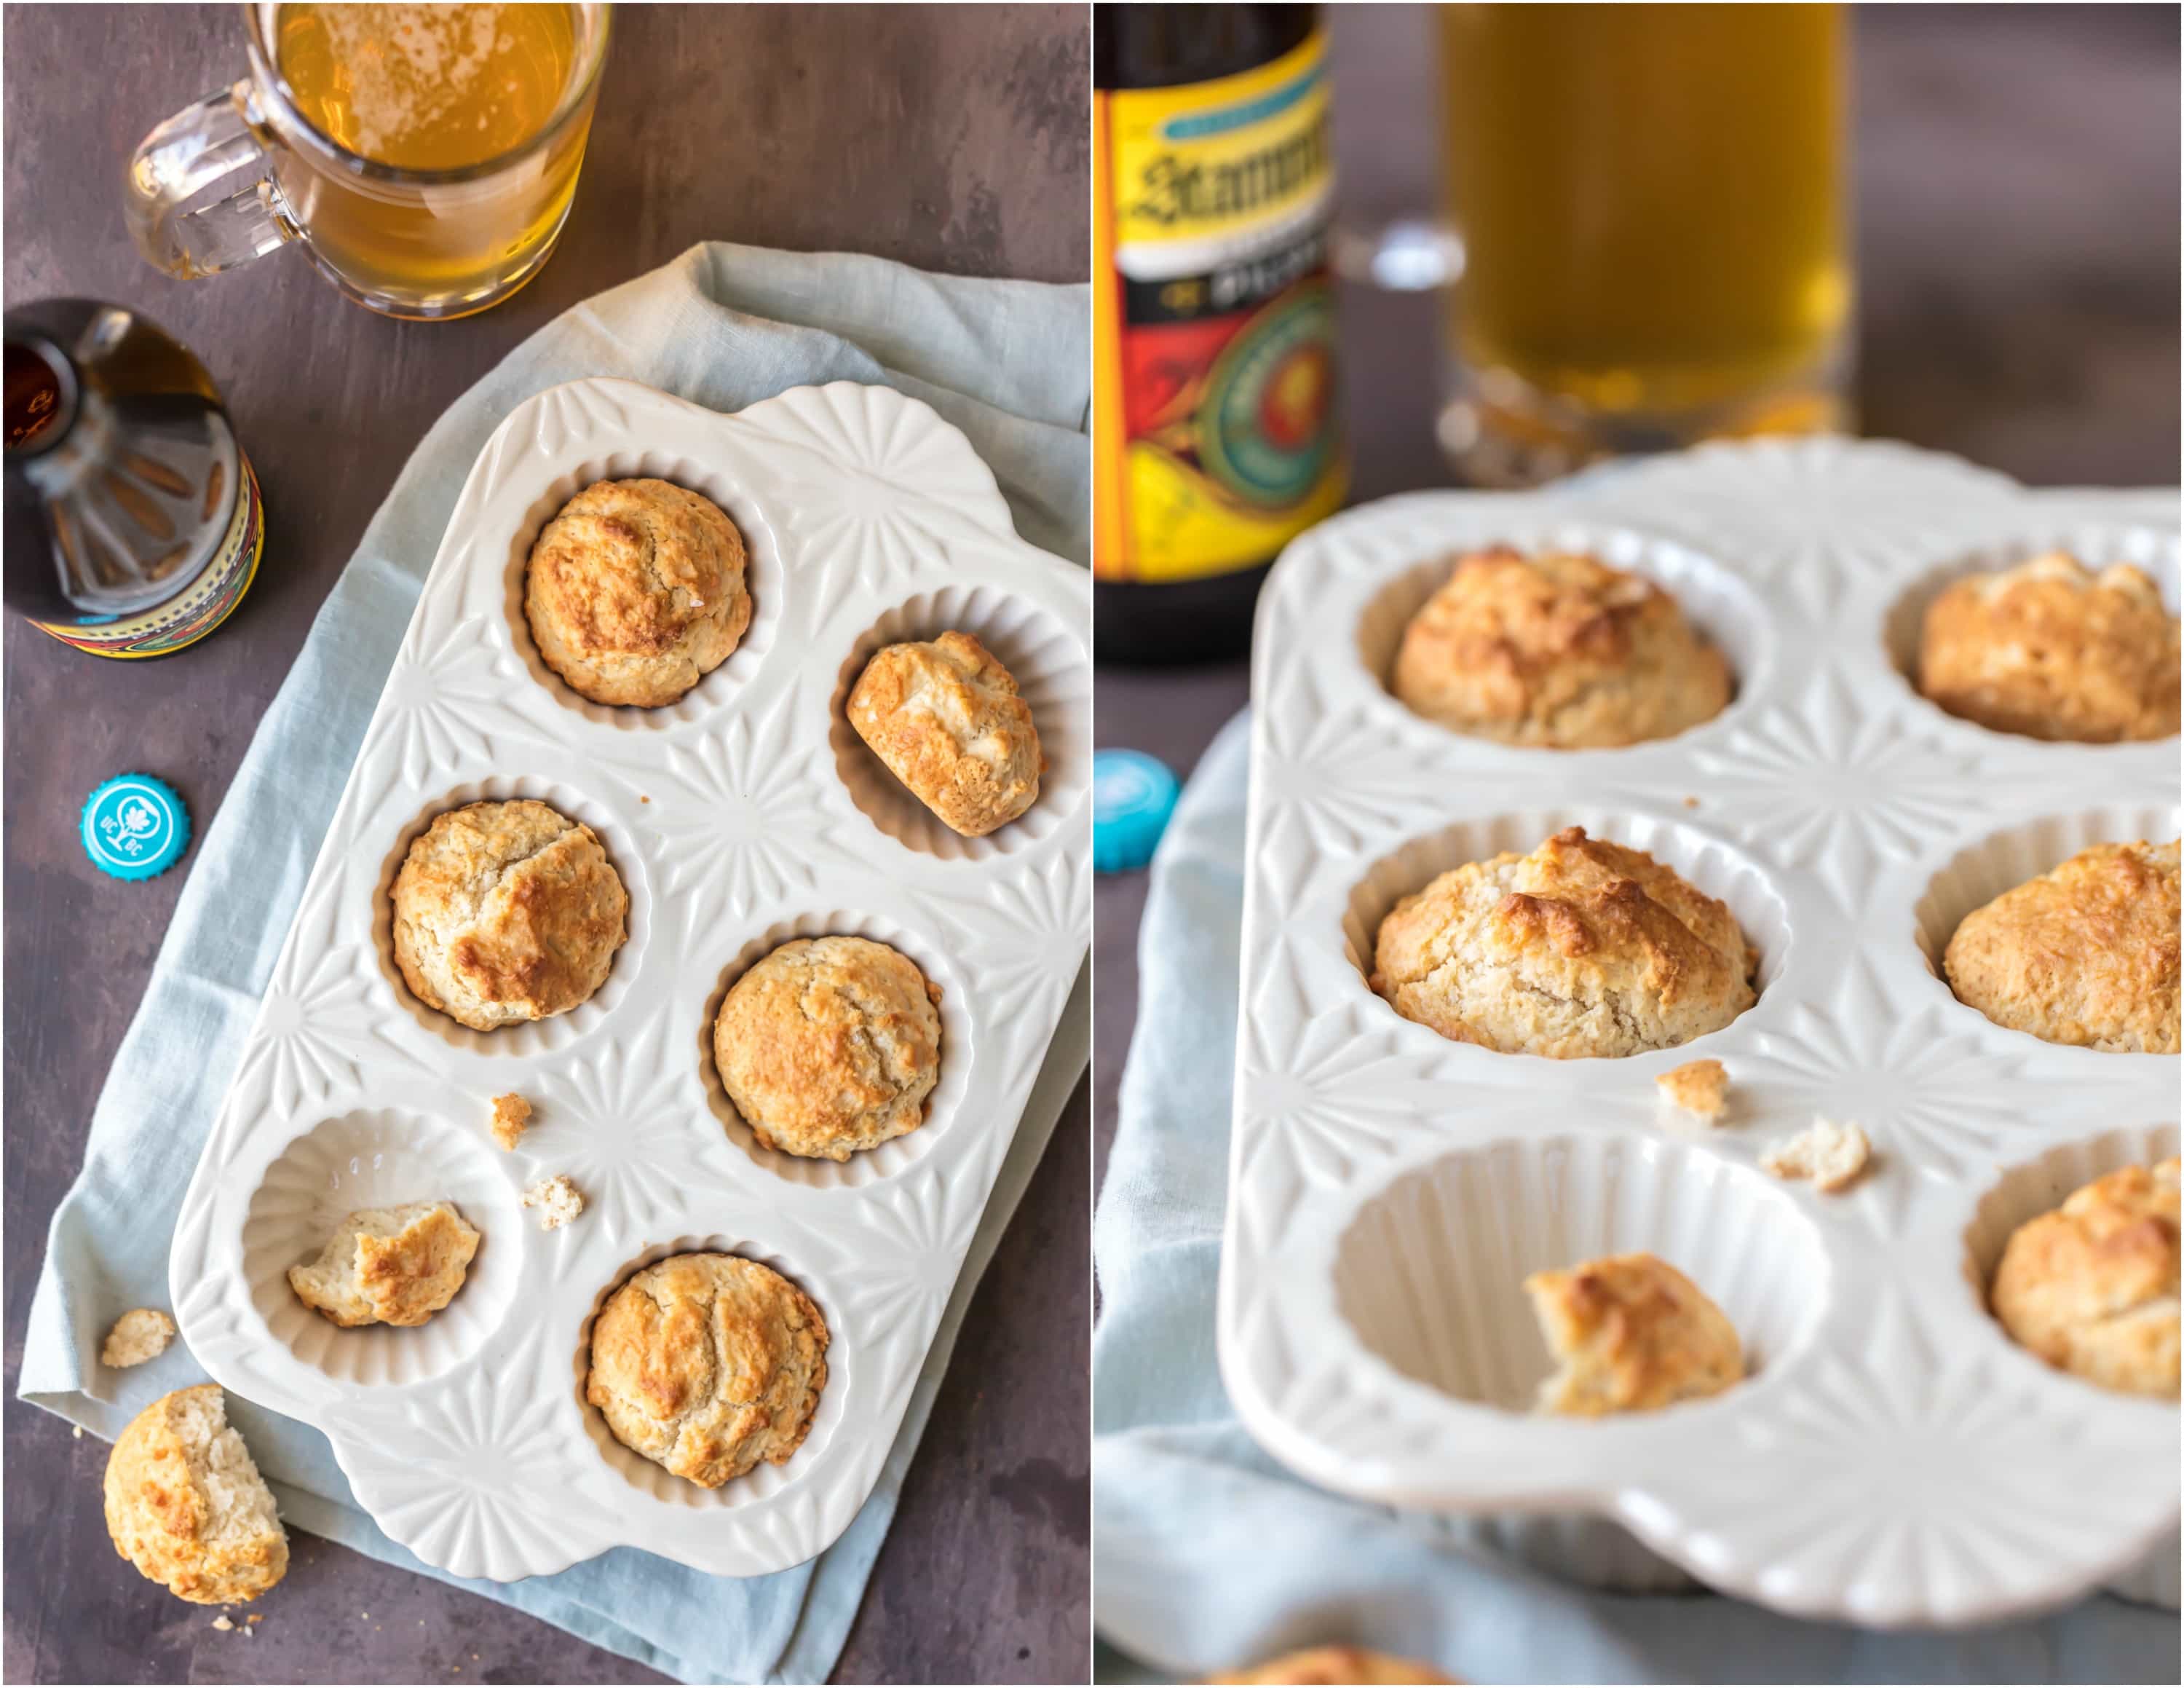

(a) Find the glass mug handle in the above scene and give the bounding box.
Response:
[123,80,299,280]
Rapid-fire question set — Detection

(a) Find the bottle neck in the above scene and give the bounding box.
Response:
[3,334,79,462]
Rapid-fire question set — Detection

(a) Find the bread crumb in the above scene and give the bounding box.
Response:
[72,1424,83,1439]
[211,1615,234,1631]
[1683,795,1699,808]
[490,1092,532,1151]
[1655,1059,1728,1124]
[521,1174,585,1231]
[246,1614,263,1625]
[1762,1117,1871,1193]
[100,1306,176,1368]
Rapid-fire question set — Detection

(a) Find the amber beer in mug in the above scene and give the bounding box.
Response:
[1437,3,1850,484]
[126,4,609,320]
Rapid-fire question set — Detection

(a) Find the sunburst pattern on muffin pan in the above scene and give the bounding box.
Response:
[169,379,1090,1579]
[1220,441,2179,1626]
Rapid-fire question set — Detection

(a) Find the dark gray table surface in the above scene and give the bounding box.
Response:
[1094,1,2184,1196]
[2,6,1088,1684]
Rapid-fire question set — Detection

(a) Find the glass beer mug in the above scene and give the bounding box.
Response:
[124,4,611,320]
[1435,2,1851,485]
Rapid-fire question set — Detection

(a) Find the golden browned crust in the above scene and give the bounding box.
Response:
[1943,840,2180,1053]
[1208,1646,1458,1684]
[104,1385,288,1604]
[1371,827,1756,1058]
[847,631,1045,837]
[523,478,751,709]
[489,1092,532,1151]
[585,1252,828,1488]
[1991,1158,2180,1397]
[1918,552,2179,742]
[1524,1252,1745,1416]
[287,1200,480,1328]
[101,1307,177,1368]
[391,800,628,1032]
[1655,1058,1728,1123]
[713,935,943,1161]
[1390,548,1732,748]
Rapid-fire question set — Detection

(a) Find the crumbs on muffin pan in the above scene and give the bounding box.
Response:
[1655,1059,1728,1124]
[490,1092,531,1151]
[1760,1118,1871,1194]
[520,1174,585,1231]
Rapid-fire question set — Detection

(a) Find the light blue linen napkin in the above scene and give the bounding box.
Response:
[1091,711,2180,1686]
[20,240,1090,1686]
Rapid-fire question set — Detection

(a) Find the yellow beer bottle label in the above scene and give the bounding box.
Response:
[1093,28,1348,583]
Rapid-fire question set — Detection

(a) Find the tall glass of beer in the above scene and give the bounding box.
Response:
[1437,3,1850,484]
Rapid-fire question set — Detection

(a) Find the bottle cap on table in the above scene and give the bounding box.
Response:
[1093,749,1179,875]
[80,773,191,880]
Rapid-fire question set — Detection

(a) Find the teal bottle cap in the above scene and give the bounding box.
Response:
[1093,749,1179,875]
[81,773,191,880]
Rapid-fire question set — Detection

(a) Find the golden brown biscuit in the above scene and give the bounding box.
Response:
[392,800,628,1032]
[1209,1646,1458,1684]
[1524,1252,1745,1416]
[1655,1058,1728,1123]
[1943,840,2180,1053]
[1918,551,2178,742]
[847,631,1045,837]
[1391,547,1732,748]
[1990,1158,2179,1397]
[585,1252,828,1488]
[287,1200,480,1328]
[1372,827,1756,1058]
[713,935,943,1161]
[523,478,751,709]
[101,1307,177,1368]
[104,1385,288,1604]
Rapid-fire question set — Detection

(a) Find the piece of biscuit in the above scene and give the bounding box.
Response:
[847,631,1044,837]
[1760,1117,1871,1194]
[523,478,751,708]
[103,1308,178,1369]
[490,1092,531,1151]
[104,1385,287,1604]
[101,1307,176,1368]
[585,1252,827,1488]
[1943,840,2180,1053]
[1524,1252,1745,1416]
[288,1200,480,1328]
[391,800,628,1032]
[1372,827,1755,1058]
[1655,1059,1728,1124]
[1208,1647,1458,1684]
[1918,551,2178,742]
[713,935,943,1160]
[1991,1158,2179,1397]
[521,1175,585,1231]
[1390,547,1732,748]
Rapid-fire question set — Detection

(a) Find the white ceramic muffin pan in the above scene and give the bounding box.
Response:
[170,378,1090,1579]
[1218,438,2180,1626]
